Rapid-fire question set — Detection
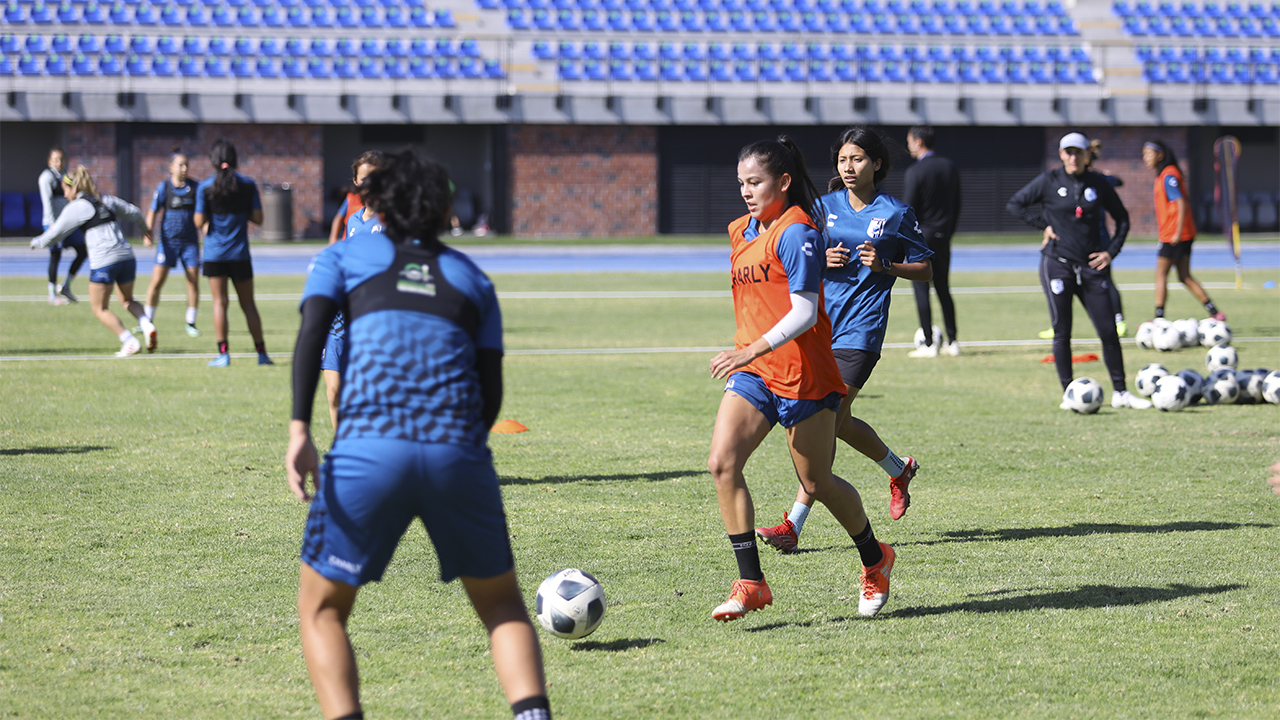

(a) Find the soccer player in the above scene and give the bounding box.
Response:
[757,126,932,553]
[709,136,895,623]
[285,151,551,720]
[1007,132,1151,410]
[195,139,271,367]
[30,167,157,356]
[142,149,203,337]
[1143,138,1225,322]
[322,151,388,430]
[37,146,87,305]
[903,125,962,358]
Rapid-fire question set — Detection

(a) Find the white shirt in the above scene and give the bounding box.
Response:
[32,194,143,270]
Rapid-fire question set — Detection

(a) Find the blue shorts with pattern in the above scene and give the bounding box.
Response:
[88,258,137,285]
[724,371,842,429]
[155,239,200,269]
[320,332,345,372]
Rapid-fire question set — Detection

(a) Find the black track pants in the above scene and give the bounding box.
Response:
[1040,255,1126,392]
[912,234,956,345]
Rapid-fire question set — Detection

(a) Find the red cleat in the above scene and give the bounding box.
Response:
[889,457,918,520]
[756,512,799,552]
[712,578,772,621]
[858,542,895,617]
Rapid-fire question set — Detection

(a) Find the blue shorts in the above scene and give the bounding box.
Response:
[301,438,513,586]
[156,239,200,269]
[320,332,346,372]
[88,258,137,285]
[725,371,842,429]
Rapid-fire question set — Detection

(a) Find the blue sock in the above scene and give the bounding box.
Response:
[788,501,811,535]
[876,449,905,478]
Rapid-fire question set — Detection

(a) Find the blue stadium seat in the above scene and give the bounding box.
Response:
[25,35,47,53]
[436,8,455,25]
[831,43,853,60]
[507,8,529,27]
[708,41,729,59]
[834,59,856,80]
[384,59,406,79]
[633,41,655,59]
[206,36,228,54]
[254,56,276,77]
[50,34,72,54]
[408,57,433,77]
[533,40,554,58]
[101,33,126,53]
[175,55,198,75]
[81,1,106,24]
[204,56,227,76]
[55,2,79,23]
[559,40,579,58]
[4,3,26,23]
[29,2,53,23]
[281,57,305,77]
[434,57,457,77]
[303,57,327,77]
[605,40,628,58]
[331,58,355,78]
[71,53,95,75]
[2,35,21,55]
[631,9,653,29]
[18,54,41,76]
[583,40,604,58]
[657,59,679,79]
[680,42,701,59]
[958,60,980,80]
[679,60,703,79]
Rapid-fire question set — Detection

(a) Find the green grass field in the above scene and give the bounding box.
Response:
[1,267,1278,719]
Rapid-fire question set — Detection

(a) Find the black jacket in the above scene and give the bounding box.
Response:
[1007,167,1129,266]
[903,153,962,240]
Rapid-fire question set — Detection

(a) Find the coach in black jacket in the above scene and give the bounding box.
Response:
[903,126,962,357]
[1007,131,1149,410]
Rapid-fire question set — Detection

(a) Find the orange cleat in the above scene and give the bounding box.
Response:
[858,542,895,617]
[712,578,772,622]
[756,512,799,552]
[889,457,918,520]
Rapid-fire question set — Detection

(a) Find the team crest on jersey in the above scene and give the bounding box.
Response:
[1050,279,1065,295]
[1057,187,1068,197]
[1084,187,1097,202]
[867,217,888,239]
[397,263,437,296]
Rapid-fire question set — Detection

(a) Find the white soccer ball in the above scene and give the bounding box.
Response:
[1202,369,1239,405]
[1151,375,1190,412]
[1235,369,1266,404]
[1152,317,1174,329]
[1135,322,1157,350]
[535,568,606,640]
[1199,319,1232,348]
[1153,325,1183,352]
[1175,369,1204,405]
[1262,370,1280,404]
[1172,318,1200,348]
[1062,377,1104,414]
[913,325,942,350]
[1134,363,1169,397]
[1206,345,1238,372]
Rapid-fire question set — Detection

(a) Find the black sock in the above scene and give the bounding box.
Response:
[217,340,228,355]
[512,695,551,720]
[331,711,364,720]
[851,521,883,568]
[1204,300,1218,315]
[1154,306,1165,319]
[255,342,266,354]
[729,532,764,581]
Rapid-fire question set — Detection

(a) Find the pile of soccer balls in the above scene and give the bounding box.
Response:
[1129,319,1278,412]
[1135,317,1231,353]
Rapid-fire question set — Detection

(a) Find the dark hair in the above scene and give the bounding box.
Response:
[48,146,64,157]
[351,150,388,181]
[737,135,824,232]
[359,151,452,244]
[908,125,935,150]
[1144,138,1179,173]
[209,139,240,202]
[830,125,893,188]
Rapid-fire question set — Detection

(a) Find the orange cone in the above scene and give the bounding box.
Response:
[491,419,529,433]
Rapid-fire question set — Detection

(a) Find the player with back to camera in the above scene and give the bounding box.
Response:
[38,146,88,305]
[195,139,272,367]
[286,151,550,720]
[142,149,203,337]
[1142,138,1226,323]
[709,136,897,622]
[1007,132,1151,410]
[321,151,388,430]
[30,167,158,356]
[756,126,932,553]
[902,124,963,358]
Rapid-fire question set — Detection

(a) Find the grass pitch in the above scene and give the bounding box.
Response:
[1,267,1278,719]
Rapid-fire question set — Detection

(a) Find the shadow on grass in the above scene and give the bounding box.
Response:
[500,470,707,486]
[908,521,1272,546]
[0,445,112,456]
[571,637,665,652]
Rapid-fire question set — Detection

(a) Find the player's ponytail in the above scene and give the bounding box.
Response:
[829,125,893,188]
[209,139,240,202]
[359,150,452,246]
[738,136,825,235]
[62,166,98,200]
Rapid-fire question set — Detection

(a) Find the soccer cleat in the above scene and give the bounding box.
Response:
[858,542,895,617]
[1038,328,1055,339]
[1112,390,1152,409]
[889,457,918,520]
[185,324,201,337]
[1115,320,1127,337]
[115,338,141,357]
[712,578,772,622]
[140,318,158,353]
[48,295,69,306]
[208,353,231,367]
[907,344,938,358]
[258,352,274,366]
[756,512,799,552]
[942,341,960,357]
[59,285,78,303]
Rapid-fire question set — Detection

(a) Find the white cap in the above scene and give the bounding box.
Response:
[1059,132,1089,151]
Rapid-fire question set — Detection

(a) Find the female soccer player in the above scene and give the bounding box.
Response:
[709,136,896,623]
[1143,138,1225,322]
[1007,132,1150,410]
[30,167,157,356]
[285,151,551,720]
[195,139,271,367]
[143,149,203,337]
[757,126,932,553]
[37,146,87,305]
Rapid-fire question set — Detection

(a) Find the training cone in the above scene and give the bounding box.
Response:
[491,419,529,433]
[1041,353,1099,364]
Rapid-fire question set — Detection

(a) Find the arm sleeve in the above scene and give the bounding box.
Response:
[776,223,823,294]
[292,296,339,423]
[103,195,145,226]
[1006,174,1049,230]
[476,348,503,431]
[1102,181,1129,257]
[31,199,91,249]
[762,291,819,350]
[1163,174,1182,202]
[150,181,167,212]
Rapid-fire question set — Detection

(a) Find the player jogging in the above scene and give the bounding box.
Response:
[195,139,271,367]
[30,167,158,356]
[285,151,551,720]
[757,126,932,553]
[1007,132,1151,410]
[38,146,87,305]
[709,136,896,623]
[142,149,203,337]
[1142,138,1225,322]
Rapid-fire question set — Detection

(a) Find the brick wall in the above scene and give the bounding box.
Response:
[65,122,118,197]
[507,125,658,237]
[1043,127,1190,239]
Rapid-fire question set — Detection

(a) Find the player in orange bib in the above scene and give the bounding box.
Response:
[1142,139,1225,322]
[708,136,896,623]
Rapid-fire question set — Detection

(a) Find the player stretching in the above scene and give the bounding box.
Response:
[143,149,203,337]
[30,167,158,356]
[757,126,933,553]
[709,136,895,622]
[286,151,551,720]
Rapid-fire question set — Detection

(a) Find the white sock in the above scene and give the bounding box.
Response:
[139,315,155,332]
[118,329,135,343]
[1115,313,1124,324]
[186,307,198,325]
[144,305,156,321]
[876,449,906,478]
[49,282,57,296]
[789,502,812,535]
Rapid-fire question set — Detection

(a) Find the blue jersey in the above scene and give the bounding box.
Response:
[820,190,932,353]
[741,219,824,295]
[195,173,261,262]
[302,233,503,447]
[344,207,384,239]
[149,178,199,244]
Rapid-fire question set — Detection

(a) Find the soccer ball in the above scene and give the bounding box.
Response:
[1199,319,1232,348]
[1201,368,1239,405]
[1262,370,1280,404]
[1134,363,1169,397]
[1151,375,1190,412]
[535,569,606,640]
[1153,325,1182,352]
[913,325,942,350]
[1172,318,1199,347]
[1175,369,1204,405]
[1206,345,1238,372]
[1062,377,1104,414]
[1135,322,1157,350]
[1236,369,1266,404]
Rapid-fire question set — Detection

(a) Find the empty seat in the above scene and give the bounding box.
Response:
[255,57,277,77]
